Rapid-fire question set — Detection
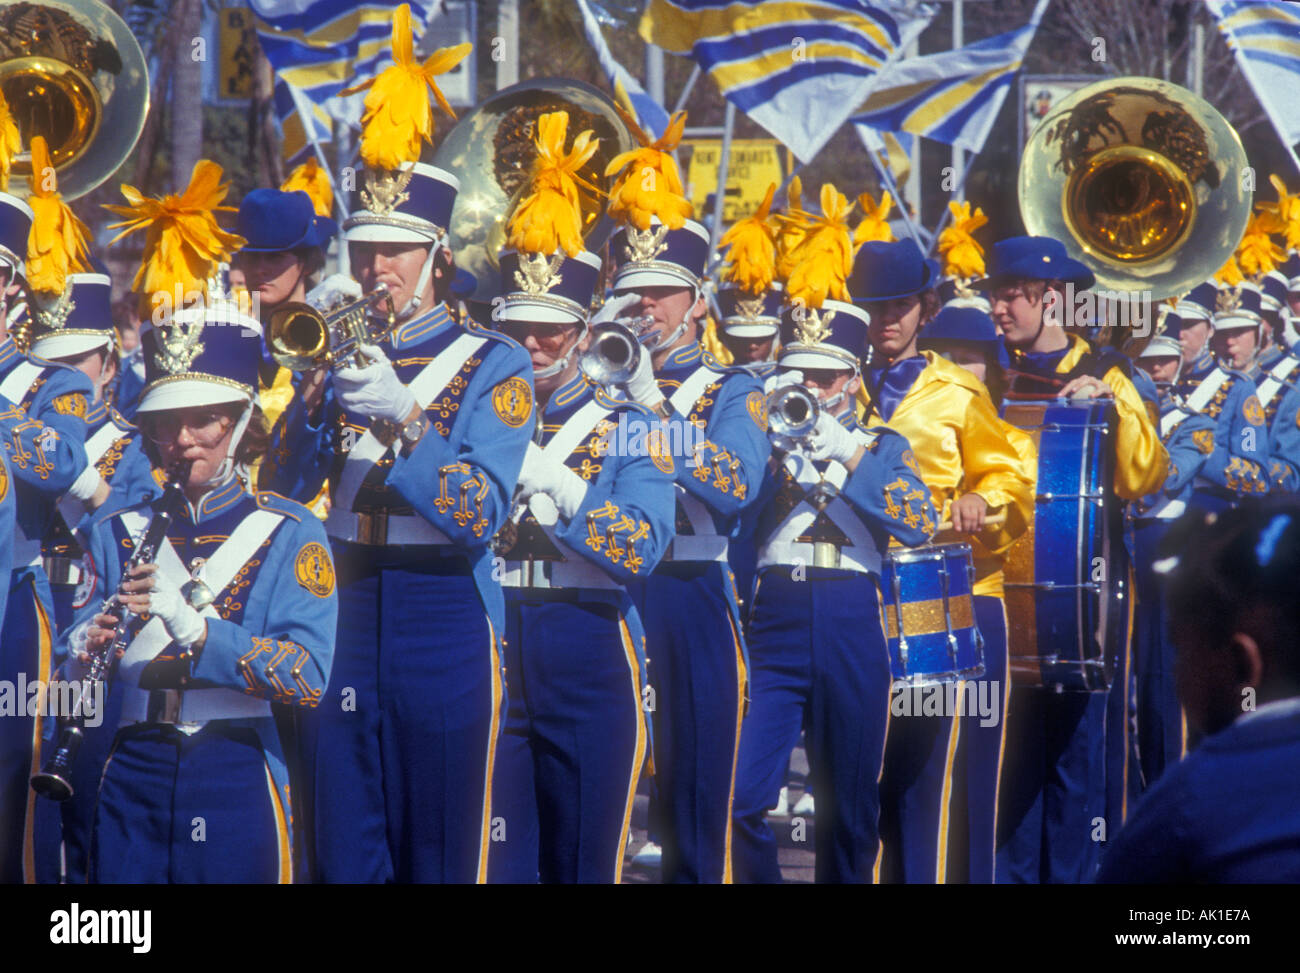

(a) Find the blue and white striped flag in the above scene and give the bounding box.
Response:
[639,0,936,164]
[851,0,1048,153]
[273,77,334,167]
[251,0,435,131]
[575,0,670,138]
[1207,0,1300,154]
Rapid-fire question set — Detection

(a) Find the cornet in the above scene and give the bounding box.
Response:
[267,284,396,372]
[579,321,643,386]
[767,383,820,451]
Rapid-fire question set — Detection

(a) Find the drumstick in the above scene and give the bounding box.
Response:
[935,509,1008,533]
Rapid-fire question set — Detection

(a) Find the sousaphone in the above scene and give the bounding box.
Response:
[0,0,149,200]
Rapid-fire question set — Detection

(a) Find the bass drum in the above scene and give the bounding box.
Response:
[1002,400,1129,692]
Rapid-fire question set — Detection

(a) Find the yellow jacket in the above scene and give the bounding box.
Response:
[1014,334,1169,500]
[857,351,1036,597]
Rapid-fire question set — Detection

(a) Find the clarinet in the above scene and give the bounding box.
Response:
[31,459,193,802]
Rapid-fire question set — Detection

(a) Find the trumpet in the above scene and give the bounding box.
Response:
[579,321,643,386]
[267,284,397,372]
[31,458,192,802]
[767,383,820,451]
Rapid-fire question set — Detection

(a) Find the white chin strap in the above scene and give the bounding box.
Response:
[397,242,442,320]
[532,323,588,381]
[204,400,254,490]
[639,284,700,351]
[819,366,859,414]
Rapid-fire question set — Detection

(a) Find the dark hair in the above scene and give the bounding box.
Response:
[141,401,271,469]
[1162,498,1300,683]
[291,246,326,283]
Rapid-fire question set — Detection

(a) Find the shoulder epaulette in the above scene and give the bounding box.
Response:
[255,490,306,523]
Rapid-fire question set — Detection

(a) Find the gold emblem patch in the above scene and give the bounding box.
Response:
[901,449,921,478]
[746,390,768,430]
[1192,429,1214,455]
[0,461,7,501]
[647,427,675,475]
[295,542,335,598]
[52,393,88,418]
[1243,395,1265,427]
[492,377,533,428]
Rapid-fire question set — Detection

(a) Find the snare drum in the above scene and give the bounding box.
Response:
[1002,400,1128,692]
[881,542,985,687]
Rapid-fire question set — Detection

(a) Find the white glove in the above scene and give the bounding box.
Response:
[621,345,666,410]
[808,412,862,466]
[66,463,106,503]
[333,344,418,423]
[307,273,363,311]
[147,575,208,649]
[516,442,589,520]
[590,291,642,326]
[764,369,803,397]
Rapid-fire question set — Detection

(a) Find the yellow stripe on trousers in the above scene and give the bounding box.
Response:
[262,764,293,883]
[615,619,649,884]
[23,592,52,884]
[476,618,504,884]
[723,600,747,885]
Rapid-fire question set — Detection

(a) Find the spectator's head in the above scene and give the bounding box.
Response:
[1162,499,1300,736]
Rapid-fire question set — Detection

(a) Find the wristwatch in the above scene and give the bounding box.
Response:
[399,415,429,451]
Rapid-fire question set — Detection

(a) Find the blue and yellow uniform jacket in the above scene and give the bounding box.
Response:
[1174,349,1271,498]
[857,351,1035,598]
[744,411,936,576]
[0,338,95,577]
[0,451,13,633]
[1132,386,1217,518]
[63,478,338,815]
[1006,333,1168,501]
[263,302,534,630]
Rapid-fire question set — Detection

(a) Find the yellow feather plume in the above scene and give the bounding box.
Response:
[785,183,855,310]
[1259,174,1300,252]
[718,183,777,294]
[1214,254,1244,288]
[25,137,91,297]
[936,200,988,280]
[506,111,601,258]
[1236,210,1285,279]
[604,108,693,231]
[281,158,334,218]
[0,88,18,193]
[773,176,809,284]
[104,160,247,316]
[340,4,471,171]
[853,190,894,248]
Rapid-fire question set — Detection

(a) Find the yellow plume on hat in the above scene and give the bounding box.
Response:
[772,177,810,285]
[718,183,777,295]
[340,4,471,172]
[105,160,246,316]
[1258,173,1300,253]
[936,200,988,280]
[281,157,333,218]
[853,190,894,249]
[604,101,693,231]
[25,137,91,297]
[1214,254,1244,288]
[0,88,18,193]
[1235,209,1285,279]
[785,183,855,310]
[506,111,601,258]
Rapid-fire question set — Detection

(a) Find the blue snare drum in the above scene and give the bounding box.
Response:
[882,542,984,687]
[1002,400,1128,692]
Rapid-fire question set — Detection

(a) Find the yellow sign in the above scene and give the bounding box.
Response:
[685,139,789,224]
[219,7,257,102]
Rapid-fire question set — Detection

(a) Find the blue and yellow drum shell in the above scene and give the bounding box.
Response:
[882,542,985,687]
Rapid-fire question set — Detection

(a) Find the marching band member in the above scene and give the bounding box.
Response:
[59,162,336,879]
[600,109,768,883]
[985,234,1167,884]
[0,140,105,884]
[851,239,1034,884]
[268,10,532,882]
[486,112,673,882]
[1128,315,1217,787]
[714,185,783,373]
[730,207,937,880]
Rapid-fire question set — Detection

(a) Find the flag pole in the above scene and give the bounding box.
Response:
[709,102,737,257]
[674,65,701,114]
[926,148,976,257]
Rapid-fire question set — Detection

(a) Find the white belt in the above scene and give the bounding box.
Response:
[326,510,452,546]
[757,539,881,576]
[119,686,272,727]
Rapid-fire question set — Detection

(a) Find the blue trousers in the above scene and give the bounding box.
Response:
[1130,519,1184,788]
[996,686,1107,883]
[635,562,746,883]
[1,572,54,884]
[90,722,290,883]
[489,596,647,883]
[732,567,892,884]
[307,546,503,883]
[881,595,1009,883]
